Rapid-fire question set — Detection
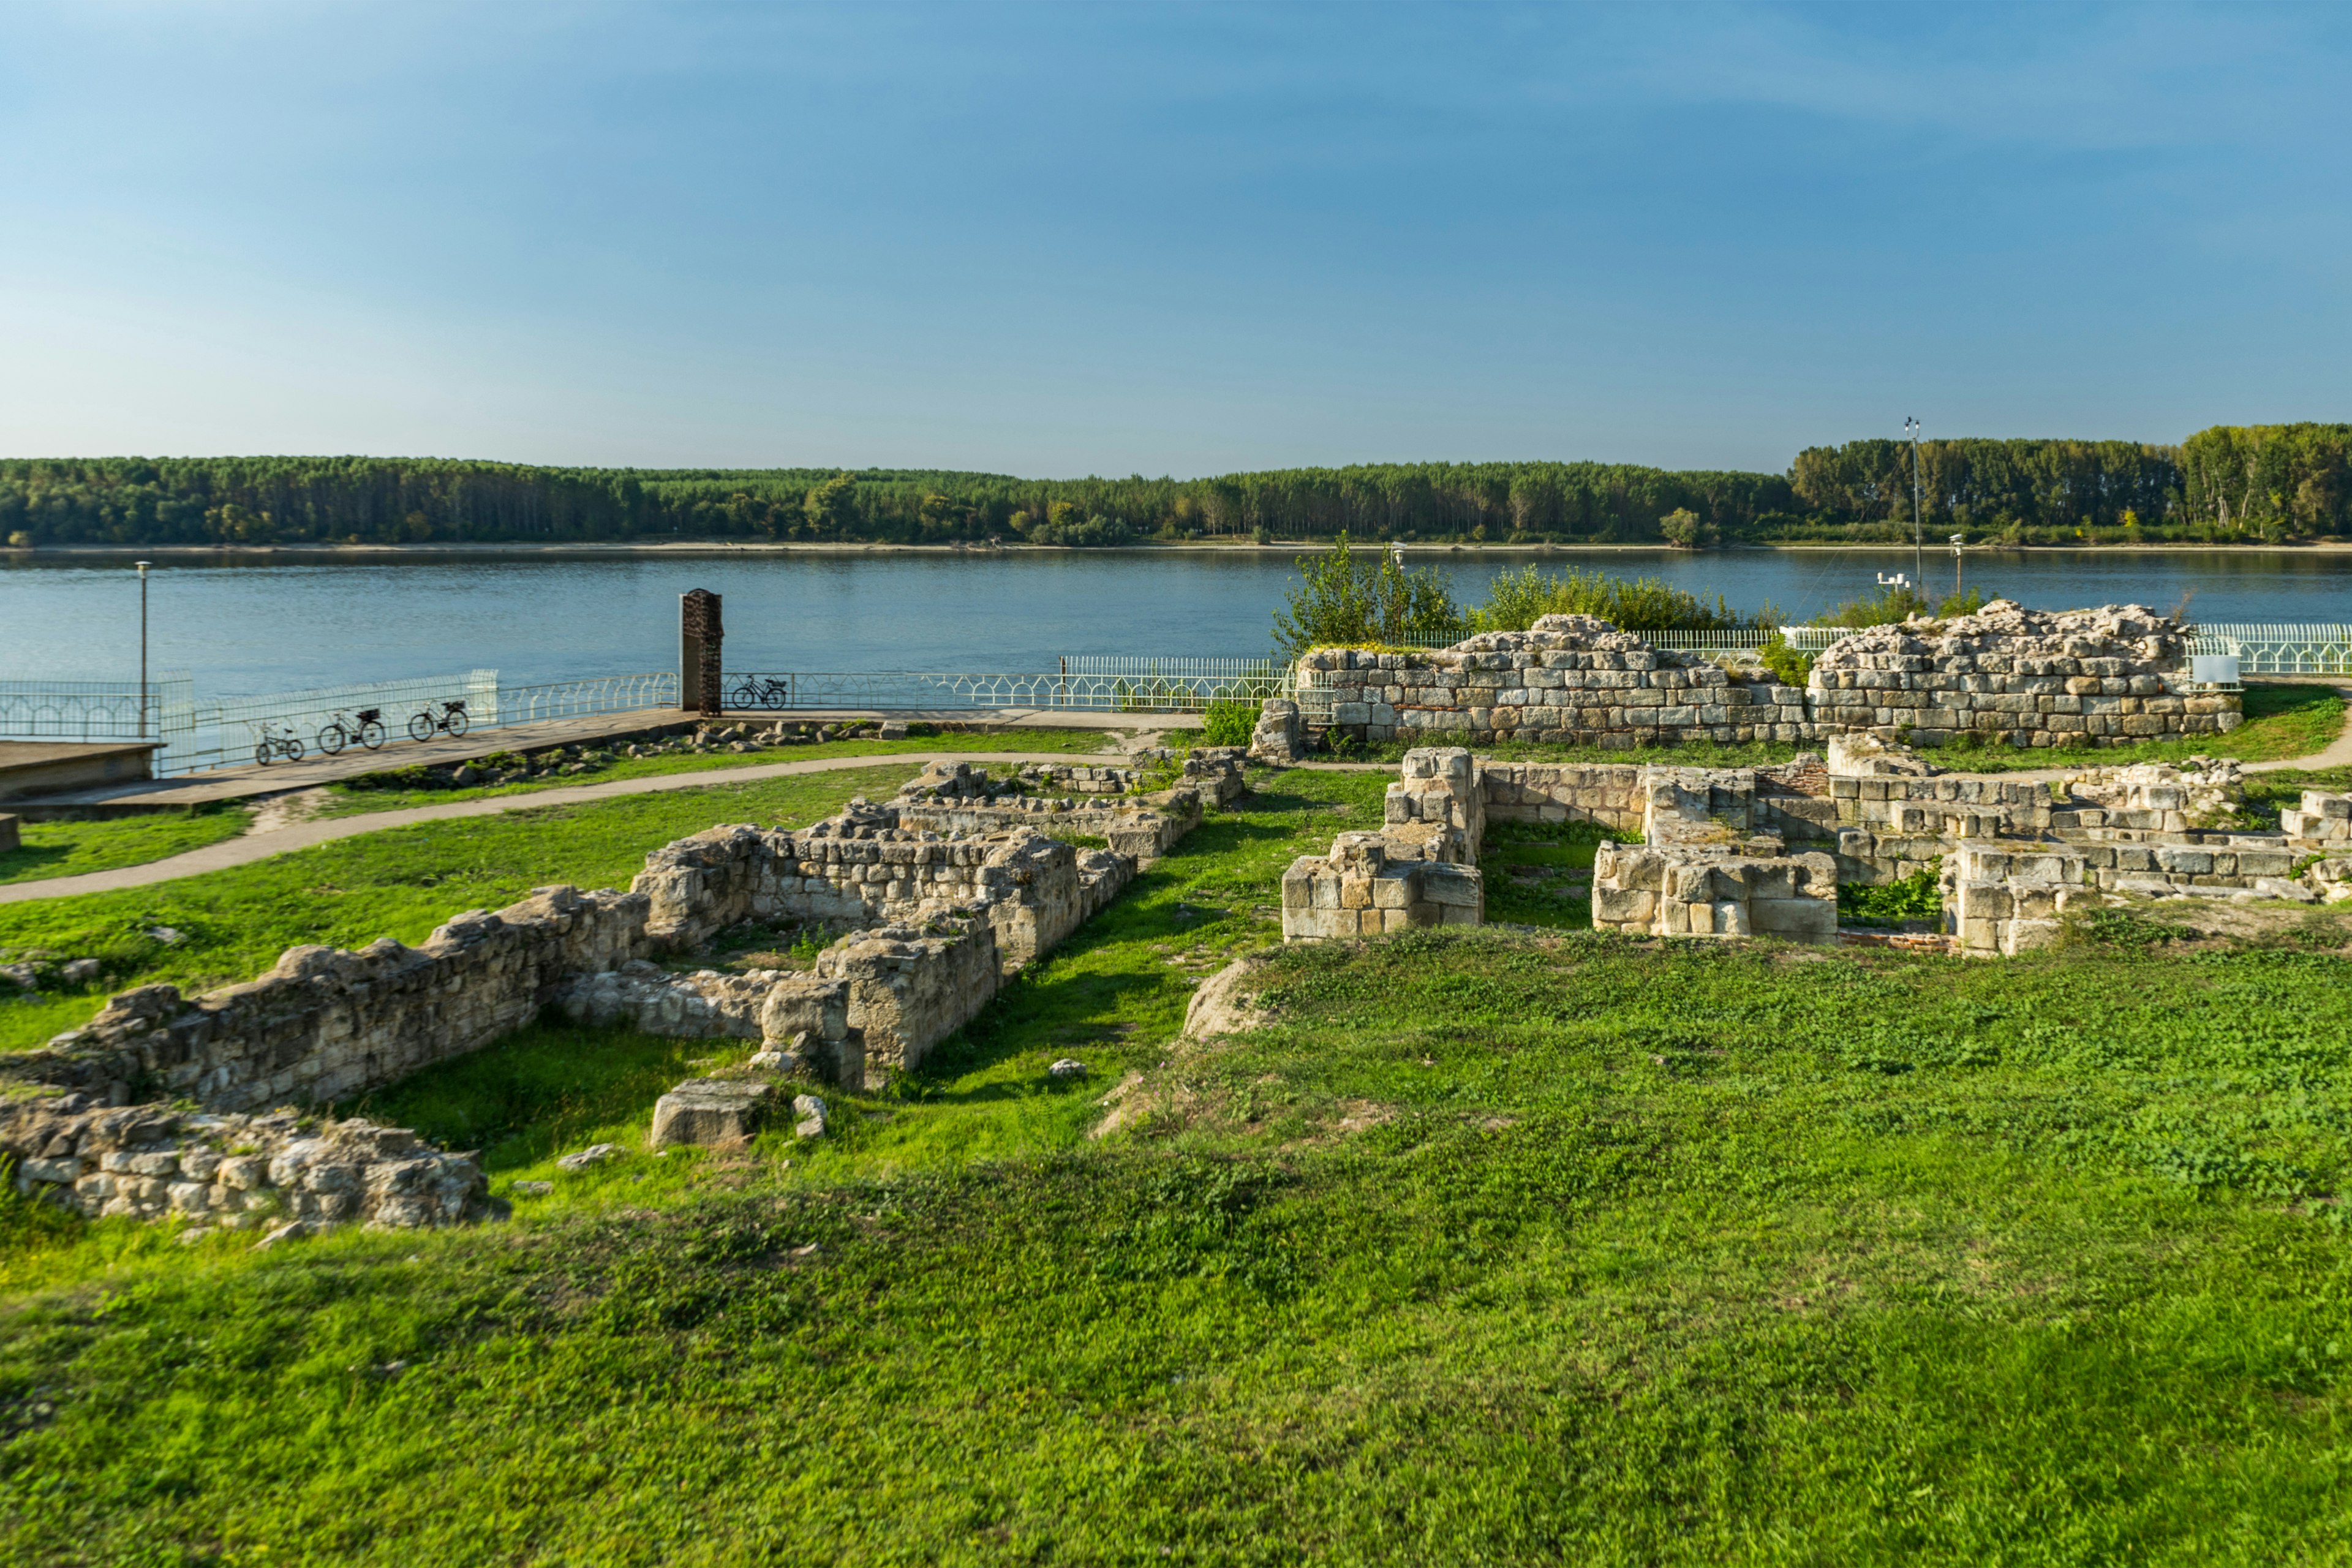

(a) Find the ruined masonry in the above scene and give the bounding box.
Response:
[1298,603,2239,750]
[4,757,1232,1235]
[1286,742,2352,954]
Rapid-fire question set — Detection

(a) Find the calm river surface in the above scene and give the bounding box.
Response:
[2,548,2346,693]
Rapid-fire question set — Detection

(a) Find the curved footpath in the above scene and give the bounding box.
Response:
[0,751,1150,906]
[6,690,2350,906]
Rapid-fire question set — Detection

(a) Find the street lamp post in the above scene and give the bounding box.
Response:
[135,560,152,739]
[1904,418,1925,605]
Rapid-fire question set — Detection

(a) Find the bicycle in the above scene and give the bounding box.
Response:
[252,722,305,767]
[408,697,470,742]
[728,674,791,710]
[317,707,388,755]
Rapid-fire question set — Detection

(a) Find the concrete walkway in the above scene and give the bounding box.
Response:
[10,706,1168,816]
[0,750,1137,905]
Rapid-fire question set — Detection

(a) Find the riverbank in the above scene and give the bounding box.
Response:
[9,538,2352,562]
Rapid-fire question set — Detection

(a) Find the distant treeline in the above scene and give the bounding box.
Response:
[4,425,2348,549]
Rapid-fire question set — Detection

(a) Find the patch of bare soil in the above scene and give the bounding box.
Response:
[248,788,333,834]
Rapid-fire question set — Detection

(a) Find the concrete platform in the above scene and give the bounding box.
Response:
[0,740,167,806]
[2,705,1156,817]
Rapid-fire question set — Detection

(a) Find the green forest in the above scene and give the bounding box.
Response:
[4,424,2348,549]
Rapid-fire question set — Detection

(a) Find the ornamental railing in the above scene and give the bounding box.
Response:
[2190,625,2352,676]
[0,669,679,777]
[721,657,1289,715]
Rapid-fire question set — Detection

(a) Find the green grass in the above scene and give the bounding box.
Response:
[10,768,2352,1561]
[1918,682,2346,772]
[0,764,922,1055]
[0,806,251,888]
[1480,818,1611,929]
[317,726,1123,816]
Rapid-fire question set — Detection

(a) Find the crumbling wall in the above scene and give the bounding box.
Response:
[1382,747,1484,864]
[15,885,647,1112]
[2283,790,2352,848]
[1589,842,1839,941]
[5,1099,491,1234]
[1281,831,1482,940]
[1301,615,1804,748]
[1808,601,2233,749]
[1298,603,2236,751]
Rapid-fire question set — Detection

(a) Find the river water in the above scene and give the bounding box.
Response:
[2,547,2346,693]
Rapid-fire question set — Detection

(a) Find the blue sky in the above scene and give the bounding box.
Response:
[1,1,2345,474]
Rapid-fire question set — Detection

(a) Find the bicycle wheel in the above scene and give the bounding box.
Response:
[359,719,386,750]
[409,712,435,742]
[255,741,272,767]
[764,682,788,710]
[729,682,758,711]
[287,737,305,762]
[318,724,347,756]
[444,709,469,738]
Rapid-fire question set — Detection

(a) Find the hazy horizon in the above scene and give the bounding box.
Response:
[5,2,2346,474]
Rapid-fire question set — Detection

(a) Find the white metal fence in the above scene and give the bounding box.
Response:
[2191,625,2352,676]
[722,657,1289,715]
[0,669,680,776]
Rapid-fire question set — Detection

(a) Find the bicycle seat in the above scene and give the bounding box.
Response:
[445,699,466,712]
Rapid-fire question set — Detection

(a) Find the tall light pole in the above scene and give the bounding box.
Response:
[1904,418,1925,606]
[135,560,151,738]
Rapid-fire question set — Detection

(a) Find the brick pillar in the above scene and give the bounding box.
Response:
[680,589,724,716]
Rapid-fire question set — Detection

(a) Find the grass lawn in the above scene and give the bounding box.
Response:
[6,766,2352,1560]
[0,806,252,888]
[317,726,1124,816]
[0,764,922,1057]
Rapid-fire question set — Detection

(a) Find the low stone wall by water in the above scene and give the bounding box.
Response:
[1299,603,2237,751]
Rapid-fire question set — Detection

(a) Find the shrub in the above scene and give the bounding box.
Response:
[1200,698,1259,748]
[1272,532,1466,655]
[1758,635,1812,688]
[1469,565,1765,633]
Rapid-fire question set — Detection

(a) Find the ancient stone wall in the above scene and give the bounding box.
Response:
[5,1099,490,1235]
[17,885,647,1112]
[1281,831,1483,940]
[1589,842,1839,941]
[1301,615,1804,748]
[1296,603,2236,752]
[1807,603,2233,749]
[2284,790,2352,848]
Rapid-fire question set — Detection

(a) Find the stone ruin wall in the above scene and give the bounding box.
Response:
[6,760,1209,1233]
[1280,747,1487,941]
[1299,604,2239,752]
[1286,744,2352,956]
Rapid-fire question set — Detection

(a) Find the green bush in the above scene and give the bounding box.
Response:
[1200,698,1260,748]
[1757,635,1811,687]
[1837,862,1943,925]
[1272,532,1466,654]
[1469,565,1768,633]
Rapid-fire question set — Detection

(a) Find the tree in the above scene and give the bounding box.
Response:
[802,473,858,538]
[1271,533,1466,655]
[1658,508,1713,548]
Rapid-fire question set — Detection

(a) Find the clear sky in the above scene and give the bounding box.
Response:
[2,1,2345,475]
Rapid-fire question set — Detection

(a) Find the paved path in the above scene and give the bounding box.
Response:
[0,750,1134,905]
[13,706,1166,814]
